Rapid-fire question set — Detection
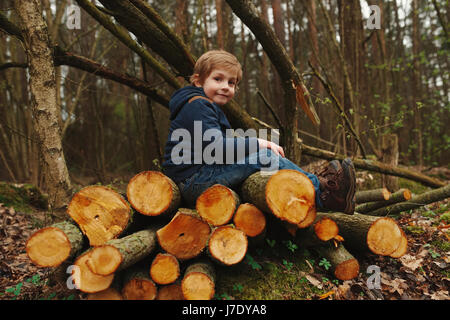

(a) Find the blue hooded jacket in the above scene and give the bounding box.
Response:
[162,86,259,184]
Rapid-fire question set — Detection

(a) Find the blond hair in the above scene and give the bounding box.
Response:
[190,50,242,86]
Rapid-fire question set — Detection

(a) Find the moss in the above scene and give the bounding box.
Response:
[405,225,425,235]
[431,239,450,252]
[439,211,450,224]
[398,178,430,195]
[214,246,328,300]
[0,182,48,213]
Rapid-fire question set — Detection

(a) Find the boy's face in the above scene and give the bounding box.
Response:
[194,68,237,106]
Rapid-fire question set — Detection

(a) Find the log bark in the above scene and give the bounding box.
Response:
[127,171,180,217]
[316,212,407,257]
[356,188,391,204]
[156,209,212,260]
[196,184,240,226]
[207,225,248,266]
[87,228,158,275]
[67,185,131,246]
[233,203,267,243]
[367,184,450,216]
[356,188,412,214]
[240,170,316,225]
[314,243,360,281]
[181,260,216,300]
[122,268,158,300]
[150,253,180,285]
[26,220,83,267]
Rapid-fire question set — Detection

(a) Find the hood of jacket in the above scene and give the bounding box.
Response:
[169,85,208,120]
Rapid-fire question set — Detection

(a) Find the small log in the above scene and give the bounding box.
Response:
[233,203,266,241]
[26,221,83,267]
[181,260,216,300]
[122,268,158,300]
[314,243,360,280]
[86,228,158,275]
[389,228,408,258]
[72,250,115,293]
[208,225,248,266]
[87,287,123,300]
[127,171,180,217]
[156,209,211,260]
[241,169,316,225]
[366,184,450,216]
[356,188,412,214]
[294,215,339,247]
[150,253,180,285]
[317,212,407,257]
[156,282,185,300]
[196,184,240,226]
[67,185,131,246]
[355,188,391,204]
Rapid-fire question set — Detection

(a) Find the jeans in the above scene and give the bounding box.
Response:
[178,148,323,209]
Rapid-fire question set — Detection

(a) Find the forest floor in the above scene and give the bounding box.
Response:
[0,163,449,301]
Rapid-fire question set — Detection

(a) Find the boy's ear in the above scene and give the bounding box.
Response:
[191,73,202,87]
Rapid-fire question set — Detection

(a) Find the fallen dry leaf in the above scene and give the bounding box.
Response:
[400,254,424,271]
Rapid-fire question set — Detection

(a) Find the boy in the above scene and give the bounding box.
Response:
[162,50,356,214]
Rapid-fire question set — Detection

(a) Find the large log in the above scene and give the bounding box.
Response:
[86,228,158,276]
[240,169,316,225]
[67,186,131,246]
[87,287,123,300]
[207,225,248,266]
[156,209,211,260]
[127,171,180,217]
[314,243,360,280]
[355,188,391,204]
[356,188,412,214]
[196,184,240,226]
[181,260,216,300]
[150,253,180,285]
[26,221,83,267]
[317,212,407,257]
[122,268,158,300]
[366,184,450,216]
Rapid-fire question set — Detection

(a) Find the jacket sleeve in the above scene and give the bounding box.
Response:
[175,100,259,165]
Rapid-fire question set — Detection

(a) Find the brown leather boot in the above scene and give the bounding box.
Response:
[316,158,356,214]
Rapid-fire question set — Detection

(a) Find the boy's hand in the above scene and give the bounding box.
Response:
[258,138,285,158]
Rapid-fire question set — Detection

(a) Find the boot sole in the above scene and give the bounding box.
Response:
[342,158,356,214]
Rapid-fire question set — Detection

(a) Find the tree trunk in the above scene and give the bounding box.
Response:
[368,184,450,216]
[207,225,248,266]
[67,185,131,246]
[150,253,180,285]
[26,220,84,267]
[181,260,216,300]
[127,171,180,217]
[381,134,399,192]
[240,170,316,225]
[156,209,212,260]
[13,0,72,209]
[356,188,412,214]
[355,188,391,204]
[196,184,240,226]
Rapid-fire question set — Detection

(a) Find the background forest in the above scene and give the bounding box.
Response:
[0,0,448,193]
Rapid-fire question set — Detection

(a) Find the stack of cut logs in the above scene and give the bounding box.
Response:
[27,168,445,300]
